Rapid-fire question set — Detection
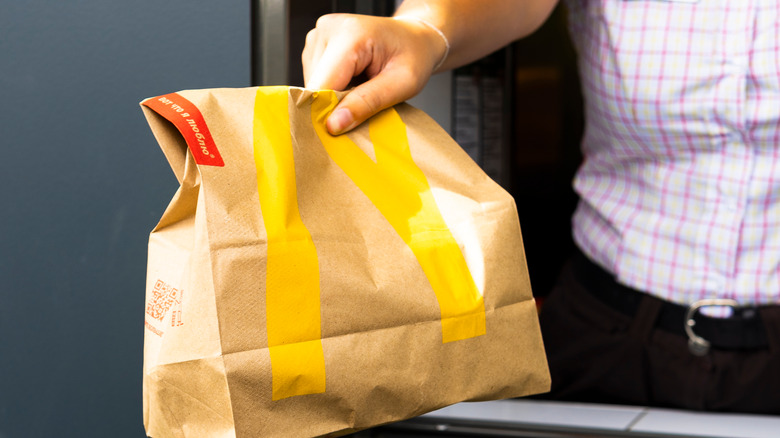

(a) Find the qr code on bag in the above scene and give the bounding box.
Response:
[146,279,184,326]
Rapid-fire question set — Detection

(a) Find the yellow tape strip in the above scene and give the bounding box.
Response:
[311,91,486,343]
[253,87,326,400]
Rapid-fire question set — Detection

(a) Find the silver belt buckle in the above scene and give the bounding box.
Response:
[684,298,740,356]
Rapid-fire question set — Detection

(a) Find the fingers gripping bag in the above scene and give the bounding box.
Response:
[139,86,550,438]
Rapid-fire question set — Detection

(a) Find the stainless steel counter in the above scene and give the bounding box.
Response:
[367,399,780,438]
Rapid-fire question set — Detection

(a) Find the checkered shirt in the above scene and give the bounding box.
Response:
[565,0,780,306]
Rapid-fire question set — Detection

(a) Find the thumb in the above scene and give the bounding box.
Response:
[326,68,424,135]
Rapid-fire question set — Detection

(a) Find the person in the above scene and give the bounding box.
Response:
[303,0,780,414]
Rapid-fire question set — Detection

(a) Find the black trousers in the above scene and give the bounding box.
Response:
[537,253,780,414]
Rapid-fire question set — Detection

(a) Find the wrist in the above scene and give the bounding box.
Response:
[392,15,450,72]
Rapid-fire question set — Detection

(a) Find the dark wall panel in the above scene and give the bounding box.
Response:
[0,2,249,437]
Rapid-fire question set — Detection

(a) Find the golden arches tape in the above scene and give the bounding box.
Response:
[252,87,486,401]
[253,87,326,400]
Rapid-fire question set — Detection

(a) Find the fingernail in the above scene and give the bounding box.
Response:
[328,108,354,135]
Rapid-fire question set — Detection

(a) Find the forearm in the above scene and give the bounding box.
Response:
[395,0,560,71]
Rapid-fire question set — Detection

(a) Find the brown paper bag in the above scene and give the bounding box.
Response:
[139,86,549,438]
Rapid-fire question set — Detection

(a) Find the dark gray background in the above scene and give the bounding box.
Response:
[0,2,249,436]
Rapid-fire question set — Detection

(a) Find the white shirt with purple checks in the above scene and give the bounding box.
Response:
[566,0,780,306]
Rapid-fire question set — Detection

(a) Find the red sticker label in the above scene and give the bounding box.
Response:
[143,92,225,167]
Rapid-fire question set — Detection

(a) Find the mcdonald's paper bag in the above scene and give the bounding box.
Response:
[139,86,550,438]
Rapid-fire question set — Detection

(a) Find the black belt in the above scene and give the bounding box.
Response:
[571,249,770,351]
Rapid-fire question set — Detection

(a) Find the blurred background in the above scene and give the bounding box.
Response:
[0,1,581,437]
